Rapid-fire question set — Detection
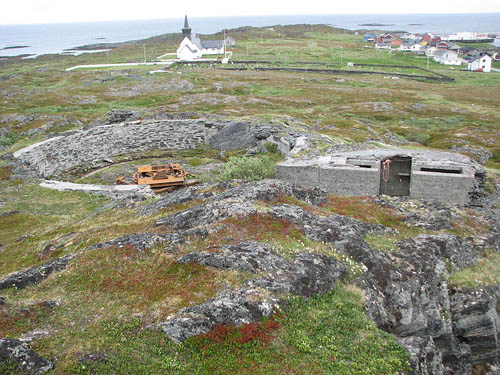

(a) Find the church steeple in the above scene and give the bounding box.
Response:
[182,15,192,40]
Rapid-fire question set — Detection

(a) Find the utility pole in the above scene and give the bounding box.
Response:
[247,43,249,56]
[143,44,146,63]
[340,46,343,65]
[223,29,226,58]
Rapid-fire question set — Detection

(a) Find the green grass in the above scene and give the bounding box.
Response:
[364,233,399,252]
[449,251,500,288]
[60,285,410,375]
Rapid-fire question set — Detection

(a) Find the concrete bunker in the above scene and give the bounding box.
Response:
[276,149,481,205]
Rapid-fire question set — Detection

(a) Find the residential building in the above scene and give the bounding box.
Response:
[363,33,375,42]
[467,54,493,72]
[433,50,461,65]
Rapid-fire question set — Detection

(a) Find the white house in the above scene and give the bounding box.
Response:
[410,44,425,53]
[425,47,438,57]
[433,50,461,65]
[176,16,225,61]
[467,54,492,72]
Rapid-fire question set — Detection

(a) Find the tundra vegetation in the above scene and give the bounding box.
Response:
[0,24,499,374]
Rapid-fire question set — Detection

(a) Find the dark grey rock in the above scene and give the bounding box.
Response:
[208,121,257,150]
[139,184,216,217]
[156,287,281,343]
[399,336,445,375]
[0,210,20,217]
[164,240,346,342]
[155,313,214,343]
[398,235,479,271]
[0,338,53,374]
[452,145,493,165]
[403,209,453,230]
[103,109,139,124]
[0,254,76,290]
[450,288,499,367]
[178,241,289,274]
[92,230,206,253]
[92,233,172,252]
[246,251,347,297]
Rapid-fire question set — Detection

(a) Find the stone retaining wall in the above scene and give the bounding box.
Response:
[14,119,219,178]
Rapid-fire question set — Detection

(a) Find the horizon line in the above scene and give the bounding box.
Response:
[1,11,500,27]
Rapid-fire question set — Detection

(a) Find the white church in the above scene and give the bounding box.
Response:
[176,16,226,60]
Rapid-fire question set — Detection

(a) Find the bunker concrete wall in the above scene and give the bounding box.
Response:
[410,171,475,205]
[275,164,320,189]
[276,164,379,196]
[318,167,380,196]
[15,120,217,178]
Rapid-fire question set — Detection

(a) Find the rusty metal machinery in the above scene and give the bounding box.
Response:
[116,163,198,193]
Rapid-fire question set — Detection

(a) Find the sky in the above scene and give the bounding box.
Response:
[1,0,499,25]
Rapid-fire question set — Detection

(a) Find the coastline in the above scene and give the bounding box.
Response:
[1,13,500,58]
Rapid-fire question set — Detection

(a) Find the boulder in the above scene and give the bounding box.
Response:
[0,338,53,374]
[0,254,76,290]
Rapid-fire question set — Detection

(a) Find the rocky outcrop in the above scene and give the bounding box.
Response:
[91,230,208,253]
[0,254,76,291]
[155,241,347,342]
[398,336,445,375]
[156,180,328,230]
[155,287,281,343]
[0,338,53,374]
[450,288,499,367]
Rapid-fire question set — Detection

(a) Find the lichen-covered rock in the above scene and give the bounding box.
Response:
[0,254,76,290]
[398,235,479,271]
[0,338,53,374]
[138,184,217,217]
[178,241,289,273]
[103,109,140,124]
[179,241,347,298]
[450,288,499,367]
[246,251,347,297]
[398,336,445,375]
[161,240,347,342]
[92,229,207,253]
[402,209,453,230]
[155,288,281,343]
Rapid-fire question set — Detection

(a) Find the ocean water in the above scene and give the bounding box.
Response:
[1,13,499,58]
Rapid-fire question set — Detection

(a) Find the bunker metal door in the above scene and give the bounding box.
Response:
[379,156,411,196]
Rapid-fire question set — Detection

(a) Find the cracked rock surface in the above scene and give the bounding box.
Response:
[156,241,347,342]
[0,338,53,374]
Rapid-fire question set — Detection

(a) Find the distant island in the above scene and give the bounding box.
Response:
[1,45,29,50]
[358,23,395,26]
[408,23,424,26]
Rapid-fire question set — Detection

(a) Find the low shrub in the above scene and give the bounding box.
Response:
[220,155,276,181]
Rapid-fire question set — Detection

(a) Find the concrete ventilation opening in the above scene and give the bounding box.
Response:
[379,156,412,196]
[420,167,462,174]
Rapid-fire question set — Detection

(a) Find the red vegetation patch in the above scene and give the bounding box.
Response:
[65,245,218,312]
[327,195,404,228]
[0,165,11,180]
[191,314,282,354]
[0,301,53,337]
[217,213,303,245]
